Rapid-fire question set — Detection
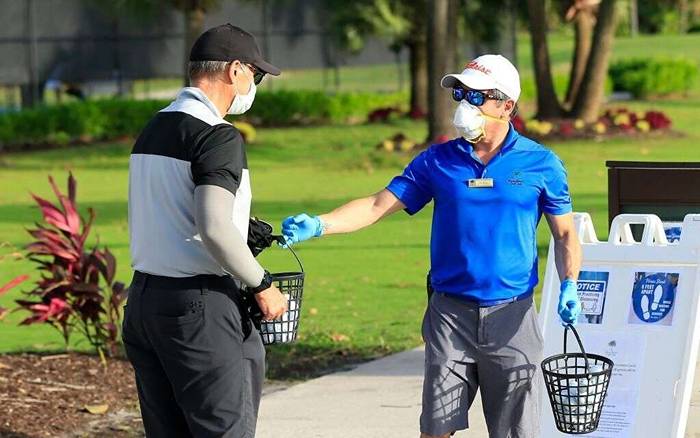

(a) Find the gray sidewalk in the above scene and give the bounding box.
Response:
[257,346,700,438]
[257,346,481,438]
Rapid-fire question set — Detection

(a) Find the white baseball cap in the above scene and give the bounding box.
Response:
[440,54,521,102]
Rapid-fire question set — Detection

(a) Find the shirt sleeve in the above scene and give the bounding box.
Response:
[540,152,573,215]
[191,125,246,195]
[386,149,433,215]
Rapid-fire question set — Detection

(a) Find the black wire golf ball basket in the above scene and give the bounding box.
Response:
[258,240,305,345]
[541,323,614,434]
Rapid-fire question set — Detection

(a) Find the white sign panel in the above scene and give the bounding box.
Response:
[539,214,700,438]
[584,331,646,438]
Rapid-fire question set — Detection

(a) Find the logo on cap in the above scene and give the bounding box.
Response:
[465,61,491,75]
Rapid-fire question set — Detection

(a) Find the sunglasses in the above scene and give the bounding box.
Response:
[246,63,266,85]
[452,87,502,106]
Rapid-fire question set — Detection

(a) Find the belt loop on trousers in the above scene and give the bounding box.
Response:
[199,276,207,296]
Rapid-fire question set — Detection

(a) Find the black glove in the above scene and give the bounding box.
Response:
[426,272,434,301]
[247,217,284,257]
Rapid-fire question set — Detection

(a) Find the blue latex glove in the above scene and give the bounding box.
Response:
[558,279,581,325]
[281,214,323,246]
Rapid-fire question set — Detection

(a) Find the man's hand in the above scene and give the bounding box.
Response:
[558,279,581,325]
[281,214,323,245]
[254,284,288,321]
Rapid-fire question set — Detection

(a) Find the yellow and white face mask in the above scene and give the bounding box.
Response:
[452,100,508,143]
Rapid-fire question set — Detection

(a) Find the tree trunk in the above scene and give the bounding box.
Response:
[408,38,428,115]
[408,0,428,115]
[680,0,689,33]
[564,9,595,108]
[570,0,618,122]
[20,83,42,108]
[395,50,405,92]
[526,0,563,119]
[427,0,458,142]
[629,0,639,36]
[509,0,518,68]
[23,0,41,108]
[183,7,206,86]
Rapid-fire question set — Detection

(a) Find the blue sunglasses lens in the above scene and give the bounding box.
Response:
[452,88,486,106]
[466,90,486,106]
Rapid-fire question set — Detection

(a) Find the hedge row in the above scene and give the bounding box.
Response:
[609,57,698,98]
[250,90,407,125]
[0,90,408,150]
[0,99,166,149]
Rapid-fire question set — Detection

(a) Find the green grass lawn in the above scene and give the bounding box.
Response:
[2,96,699,376]
[1,33,700,378]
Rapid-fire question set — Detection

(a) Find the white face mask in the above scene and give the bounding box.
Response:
[452,100,508,142]
[453,101,486,142]
[227,67,257,115]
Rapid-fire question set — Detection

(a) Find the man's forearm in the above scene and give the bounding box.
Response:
[194,185,265,288]
[553,232,582,282]
[318,197,380,235]
[318,190,404,236]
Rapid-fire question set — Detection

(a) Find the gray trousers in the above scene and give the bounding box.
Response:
[420,292,544,437]
[122,271,265,438]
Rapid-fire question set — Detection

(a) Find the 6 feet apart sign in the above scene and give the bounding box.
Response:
[628,272,679,326]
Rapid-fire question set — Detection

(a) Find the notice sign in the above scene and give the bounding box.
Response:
[628,272,679,326]
[577,271,609,324]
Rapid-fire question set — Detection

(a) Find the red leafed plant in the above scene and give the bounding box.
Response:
[0,173,126,359]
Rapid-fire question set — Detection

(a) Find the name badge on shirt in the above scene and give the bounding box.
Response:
[468,178,494,188]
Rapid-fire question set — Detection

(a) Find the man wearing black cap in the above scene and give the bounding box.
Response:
[122,24,285,437]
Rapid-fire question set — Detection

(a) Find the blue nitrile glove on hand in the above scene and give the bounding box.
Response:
[281,214,323,246]
[558,279,581,325]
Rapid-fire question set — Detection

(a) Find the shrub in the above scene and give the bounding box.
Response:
[368,107,402,123]
[0,90,408,150]
[233,121,257,143]
[243,90,407,125]
[96,99,166,138]
[514,107,673,141]
[609,57,699,98]
[0,173,126,359]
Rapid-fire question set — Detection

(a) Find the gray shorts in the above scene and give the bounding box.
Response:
[420,292,544,437]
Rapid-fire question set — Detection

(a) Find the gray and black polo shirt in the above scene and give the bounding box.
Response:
[128,87,251,277]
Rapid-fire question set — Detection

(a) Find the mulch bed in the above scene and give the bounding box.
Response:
[0,348,374,437]
[0,353,143,438]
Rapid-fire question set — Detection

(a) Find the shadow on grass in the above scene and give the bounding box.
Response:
[0,197,420,226]
[264,342,395,381]
[0,142,132,171]
[278,342,404,382]
[0,201,129,226]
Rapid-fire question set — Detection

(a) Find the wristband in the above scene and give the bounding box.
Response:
[248,270,272,295]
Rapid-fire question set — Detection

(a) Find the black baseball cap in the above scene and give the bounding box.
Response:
[189,24,281,76]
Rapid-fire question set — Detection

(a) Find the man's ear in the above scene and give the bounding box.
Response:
[227,60,241,84]
[504,100,515,118]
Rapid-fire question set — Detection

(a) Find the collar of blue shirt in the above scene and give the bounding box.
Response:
[458,122,522,157]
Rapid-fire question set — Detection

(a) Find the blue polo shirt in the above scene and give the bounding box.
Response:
[386,125,572,305]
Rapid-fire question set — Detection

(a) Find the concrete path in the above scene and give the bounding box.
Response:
[257,346,700,438]
[257,347,482,438]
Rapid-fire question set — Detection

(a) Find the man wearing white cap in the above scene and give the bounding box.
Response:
[281,54,582,437]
